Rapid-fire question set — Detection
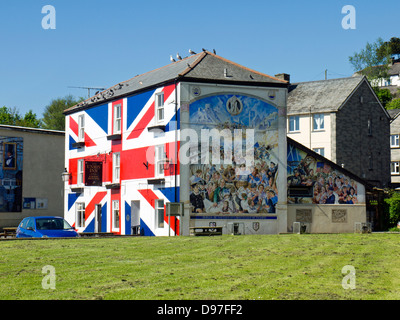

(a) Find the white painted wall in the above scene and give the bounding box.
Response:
[287,113,332,160]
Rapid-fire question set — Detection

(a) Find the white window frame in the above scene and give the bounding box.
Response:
[78,114,85,141]
[113,152,120,183]
[113,103,121,134]
[112,200,120,230]
[76,202,86,228]
[289,116,300,132]
[155,145,165,177]
[313,114,324,131]
[77,159,84,186]
[313,148,325,157]
[391,134,399,148]
[155,199,164,228]
[391,162,400,175]
[155,92,164,123]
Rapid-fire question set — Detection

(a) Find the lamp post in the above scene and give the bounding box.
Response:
[61,168,70,183]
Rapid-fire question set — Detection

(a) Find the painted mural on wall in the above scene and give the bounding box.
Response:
[188,94,279,214]
[287,144,363,205]
[0,137,23,212]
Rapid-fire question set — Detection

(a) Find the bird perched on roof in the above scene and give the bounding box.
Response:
[170,55,176,62]
[213,49,216,54]
[189,49,196,55]
[176,52,182,60]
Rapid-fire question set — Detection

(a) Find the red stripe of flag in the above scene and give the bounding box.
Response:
[85,191,107,220]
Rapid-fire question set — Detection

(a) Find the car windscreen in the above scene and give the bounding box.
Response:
[35,218,72,230]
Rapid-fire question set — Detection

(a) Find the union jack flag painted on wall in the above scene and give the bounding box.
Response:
[64,84,180,236]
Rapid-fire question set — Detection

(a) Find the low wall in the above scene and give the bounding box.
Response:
[287,204,366,233]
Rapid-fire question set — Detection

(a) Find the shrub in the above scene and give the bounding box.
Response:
[384,191,400,226]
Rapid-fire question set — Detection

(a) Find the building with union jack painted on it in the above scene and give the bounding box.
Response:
[63,50,368,235]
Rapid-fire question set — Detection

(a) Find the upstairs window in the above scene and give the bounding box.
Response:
[289,116,300,132]
[155,145,165,177]
[113,103,121,134]
[391,162,400,175]
[113,152,120,183]
[77,159,84,186]
[368,119,372,136]
[155,92,164,123]
[391,134,399,148]
[78,114,85,141]
[313,114,324,131]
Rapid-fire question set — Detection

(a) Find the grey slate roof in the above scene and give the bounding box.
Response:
[388,108,400,120]
[287,76,365,115]
[65,51,287,114]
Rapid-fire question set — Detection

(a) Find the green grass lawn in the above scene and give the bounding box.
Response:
[1,233,400,300]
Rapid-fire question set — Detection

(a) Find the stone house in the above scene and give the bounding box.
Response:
[287,76,391,189]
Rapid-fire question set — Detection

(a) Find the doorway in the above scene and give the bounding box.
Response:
[131,201,140,235]
[95,204,102,233]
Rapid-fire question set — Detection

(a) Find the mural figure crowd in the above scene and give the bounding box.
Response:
[189,94,279,215]
[287,145,360,205]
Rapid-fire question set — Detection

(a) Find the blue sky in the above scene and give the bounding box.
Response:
[0,0,399,117]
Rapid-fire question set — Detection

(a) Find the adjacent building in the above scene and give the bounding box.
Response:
[287,76,391,189]
[0,125,65,229]
[388,108,400,188]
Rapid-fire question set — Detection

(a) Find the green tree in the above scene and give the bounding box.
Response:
[0,106,42,128]
[386,98,400,110]
[373,87,393,108]
[377,37,400,60]
[42,95,83,131]
[0,106,21,125]
[349,37,391,82]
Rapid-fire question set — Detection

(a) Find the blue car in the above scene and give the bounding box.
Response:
[16,216,79,238]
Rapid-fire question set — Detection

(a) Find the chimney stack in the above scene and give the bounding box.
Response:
[275,73,290,83]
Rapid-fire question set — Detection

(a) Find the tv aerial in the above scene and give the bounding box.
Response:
[68,86,106,98]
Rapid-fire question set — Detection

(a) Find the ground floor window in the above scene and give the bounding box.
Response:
[76,202,85,228]
[112,200,120,229]
[155,199,164,228]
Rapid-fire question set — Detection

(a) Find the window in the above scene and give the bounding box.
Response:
[113,152,120,183]
[368,119,372,136]
[112,200,120,229]
[313,114,324,131]
[26,218,35,230]
[155,199,164,228]
[391,134,399,148]
[76,203,85,228]
[78,114,85,141]
[77,159,84,185]
[155,92,164,123]
[113,103,121,134]
[289,116,299,132]
[155,145,165,177]
[391,162,400,175]
[313,148,325,157]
